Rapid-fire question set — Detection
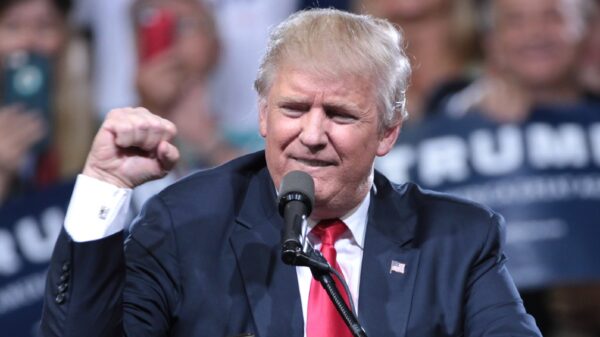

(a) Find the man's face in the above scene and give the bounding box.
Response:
[488,0,584,87]
[260,65,400,220]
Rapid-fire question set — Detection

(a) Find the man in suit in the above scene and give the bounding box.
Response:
[41,8,541,337]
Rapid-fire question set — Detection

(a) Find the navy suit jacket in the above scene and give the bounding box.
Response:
[41,151,541,337]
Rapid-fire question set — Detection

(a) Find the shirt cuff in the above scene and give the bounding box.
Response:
[64,174,132,242]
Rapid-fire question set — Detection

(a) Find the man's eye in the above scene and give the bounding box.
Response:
[280,104,307,117]
[329,111,357,124]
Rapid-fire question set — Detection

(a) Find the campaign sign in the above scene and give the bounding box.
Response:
[377,102,600,289]
[0,180,74,337]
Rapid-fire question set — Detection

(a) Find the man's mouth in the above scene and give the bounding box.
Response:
[293,157,335,167]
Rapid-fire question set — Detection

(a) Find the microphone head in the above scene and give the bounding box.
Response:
[278,170,315,217]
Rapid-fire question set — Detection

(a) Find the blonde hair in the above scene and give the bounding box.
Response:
[254,8,411,129]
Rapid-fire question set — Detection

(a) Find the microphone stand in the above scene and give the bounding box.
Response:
[308,250,368,337]
[282,226,368,337]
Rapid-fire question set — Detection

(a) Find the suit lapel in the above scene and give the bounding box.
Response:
[230,168,304,337]
[358,174,421,337]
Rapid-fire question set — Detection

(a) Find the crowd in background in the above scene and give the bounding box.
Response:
[0,0,598,336]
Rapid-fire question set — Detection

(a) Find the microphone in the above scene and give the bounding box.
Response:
[277,173,367,337]
[278,170,314,265]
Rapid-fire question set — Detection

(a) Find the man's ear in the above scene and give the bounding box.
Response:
[376,122,401,157]
[259,99,268,138]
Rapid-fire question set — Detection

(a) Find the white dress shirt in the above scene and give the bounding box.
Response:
[64,175,131,242]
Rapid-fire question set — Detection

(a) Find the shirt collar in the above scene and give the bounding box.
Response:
[307,192,370,250]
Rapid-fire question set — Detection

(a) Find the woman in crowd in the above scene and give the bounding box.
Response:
[0,0,94,204]
[128,0,239,211]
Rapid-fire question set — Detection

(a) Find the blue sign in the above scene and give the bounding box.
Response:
[0,180,74,337]
[377,101,600,289]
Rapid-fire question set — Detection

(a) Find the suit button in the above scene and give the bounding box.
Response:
[60,272,70,282]
[58,283,68,293]
[62,262,70,272]
[55,293,66,304]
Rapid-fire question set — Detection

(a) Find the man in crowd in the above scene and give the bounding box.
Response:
[41,8,541,337]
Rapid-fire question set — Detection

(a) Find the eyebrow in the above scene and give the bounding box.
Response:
[277,96,362,114]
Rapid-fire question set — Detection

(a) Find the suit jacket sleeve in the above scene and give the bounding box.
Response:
[41,195,180,337]
[464,213,541,336]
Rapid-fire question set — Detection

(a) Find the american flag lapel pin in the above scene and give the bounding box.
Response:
[390,260,406,274]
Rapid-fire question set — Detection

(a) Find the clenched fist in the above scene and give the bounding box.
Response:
[83,107,179,188]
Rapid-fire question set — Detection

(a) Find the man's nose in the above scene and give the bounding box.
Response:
[299,109,327,150]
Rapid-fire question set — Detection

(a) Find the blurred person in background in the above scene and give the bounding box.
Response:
[75,0,299,153]
[356,0,480,123]
[128,0,240,211]
[461,0,596,123]
[377,0,600,335]
[0,0,94,204]
[0,0,94,336]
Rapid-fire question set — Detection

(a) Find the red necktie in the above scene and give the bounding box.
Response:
[306,219,353,337]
